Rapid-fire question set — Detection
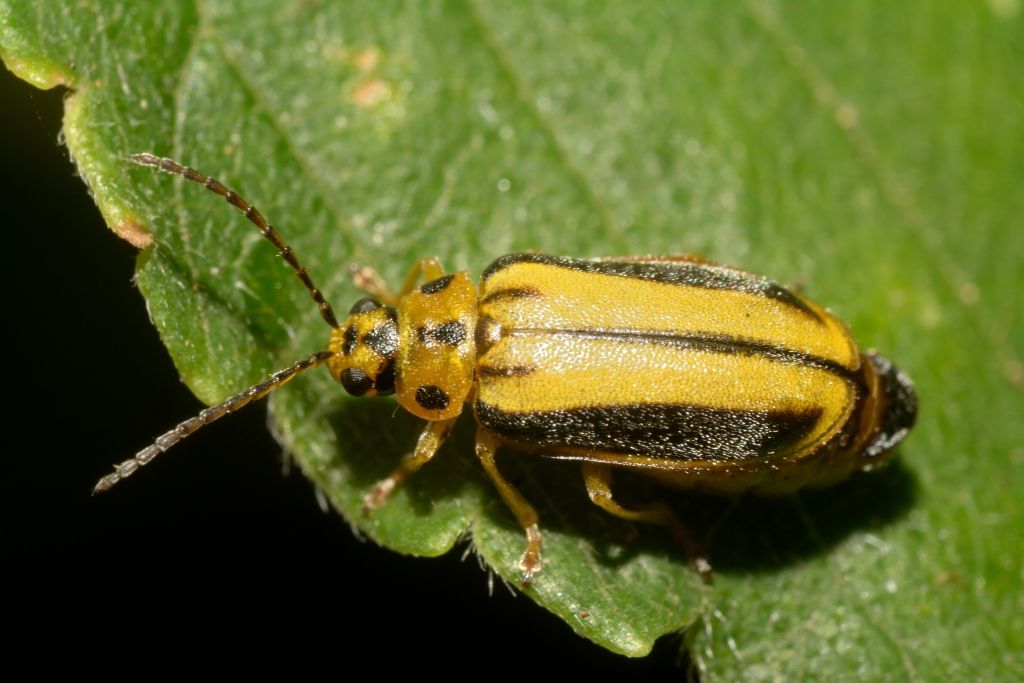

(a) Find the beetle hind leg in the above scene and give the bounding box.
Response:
[475,429,543,585]
[581,462,712,582]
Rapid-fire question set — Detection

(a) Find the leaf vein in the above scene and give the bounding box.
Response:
[744,0,1015,367]
[465,0,628,252]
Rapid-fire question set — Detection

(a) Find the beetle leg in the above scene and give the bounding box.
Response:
[348,257,447,307]
[362,417,458,514]
[396,257,446,296]
[581,462,712,582]
[475,429,543,585]
[348,264,397,305]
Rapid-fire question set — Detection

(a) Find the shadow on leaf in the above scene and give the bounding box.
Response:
[315,388,917,578]
[474,448,918,577]
[694,457,918,573]
[322,397,487,517]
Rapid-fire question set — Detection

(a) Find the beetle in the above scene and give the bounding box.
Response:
[96,153,918,583]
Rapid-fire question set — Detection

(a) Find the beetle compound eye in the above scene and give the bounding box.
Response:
[340,367,374,396]
[349,297,382,315]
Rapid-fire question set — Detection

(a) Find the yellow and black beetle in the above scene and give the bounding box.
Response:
[97,154,918,582]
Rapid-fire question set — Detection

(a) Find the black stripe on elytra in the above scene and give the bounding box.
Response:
[482,253,820,322]
[475,401,822,462]
[479,287,542,306]
[508,328,857,381]
[477,364,536,378]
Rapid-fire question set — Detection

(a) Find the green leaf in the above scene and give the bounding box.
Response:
[3,0,1021,675]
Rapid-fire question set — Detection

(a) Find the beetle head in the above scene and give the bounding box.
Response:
[327,297,399,397]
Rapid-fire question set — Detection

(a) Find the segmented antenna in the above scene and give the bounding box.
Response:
[96,154,345,493]
[94,351,333,493]
[129,152,340,329]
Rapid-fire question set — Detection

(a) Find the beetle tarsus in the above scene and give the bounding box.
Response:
[349,263,396,305]
[362,478,396,515]
[519,523,543,586]
[693,556,713,584]
[664,515,713,583]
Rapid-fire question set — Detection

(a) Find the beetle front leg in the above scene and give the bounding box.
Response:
[349,257,446,307]
[581,462,712,582]
[363,417,458,514]
[475,429,543,585]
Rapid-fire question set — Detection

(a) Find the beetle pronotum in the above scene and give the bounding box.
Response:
[97,153,917,582]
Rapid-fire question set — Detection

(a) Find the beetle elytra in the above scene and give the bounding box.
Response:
[96,154,918,583]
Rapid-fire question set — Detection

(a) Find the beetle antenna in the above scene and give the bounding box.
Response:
[130,152,340,330]
[93,350,333,494]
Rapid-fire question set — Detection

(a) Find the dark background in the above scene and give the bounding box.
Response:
[1,65,689,676]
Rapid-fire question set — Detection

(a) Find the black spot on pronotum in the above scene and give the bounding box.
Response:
[415,321,468,348]
[420,274,454,295]
[415,385,450,410]
[340,368,374,396]
[432,320,467,347]
[349,297,382,315]
[341,324,359,356]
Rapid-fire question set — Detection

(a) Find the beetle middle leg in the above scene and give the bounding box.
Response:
[362,417,458,514]
[581,462,712,582]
